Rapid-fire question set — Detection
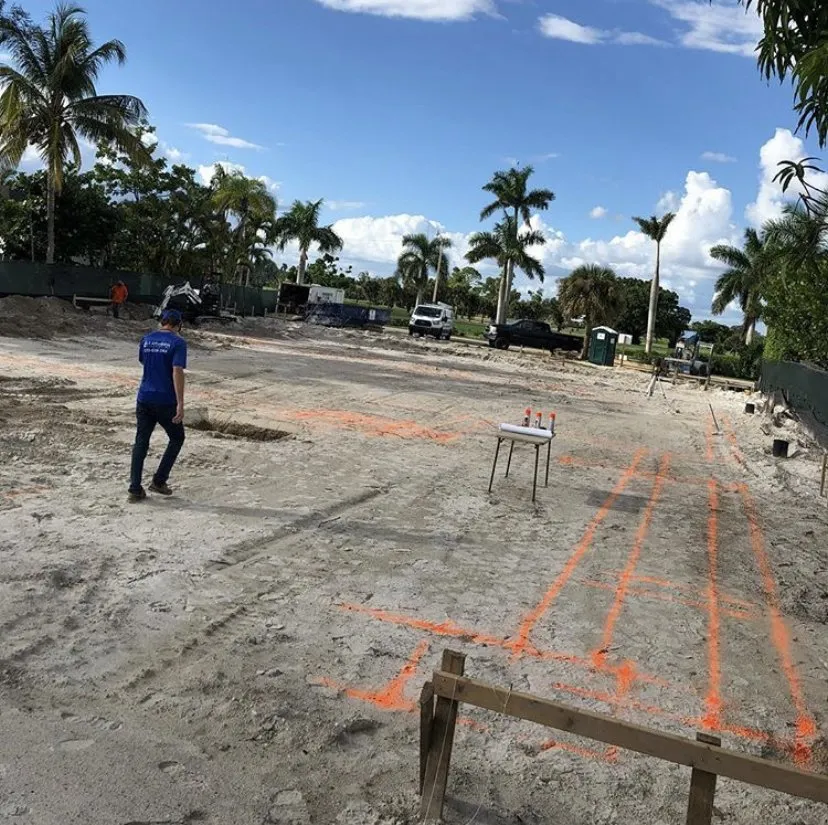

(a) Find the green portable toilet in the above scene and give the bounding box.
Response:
[588,326,619,366]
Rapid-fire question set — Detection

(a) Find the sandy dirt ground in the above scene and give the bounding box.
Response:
[1,306,827,825]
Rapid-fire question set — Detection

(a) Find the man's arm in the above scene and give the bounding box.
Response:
[172,366,185,423]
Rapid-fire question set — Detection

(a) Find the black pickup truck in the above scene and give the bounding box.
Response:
[484,319,583,353]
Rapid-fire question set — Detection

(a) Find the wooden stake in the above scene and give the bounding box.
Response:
[419,681,435,795]
[686,733,721,825]
[709,404,721,435]
[420,650,466,822]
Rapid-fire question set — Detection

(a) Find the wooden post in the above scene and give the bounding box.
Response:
[488,438,502,494]
[419,682,435,795]
[708,404,721,435]
[420,650,466,822]
[686,733,721,825]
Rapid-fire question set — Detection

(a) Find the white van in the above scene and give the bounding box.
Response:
[409,303,454,340]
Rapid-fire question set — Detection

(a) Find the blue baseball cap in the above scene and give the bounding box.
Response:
[161,309,183,325]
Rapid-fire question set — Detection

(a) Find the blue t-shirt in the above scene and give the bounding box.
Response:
[137,330,187,406]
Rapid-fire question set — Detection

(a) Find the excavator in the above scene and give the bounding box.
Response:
[154,280,232,325]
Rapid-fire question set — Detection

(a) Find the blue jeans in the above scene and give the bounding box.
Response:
[129,402,185,493]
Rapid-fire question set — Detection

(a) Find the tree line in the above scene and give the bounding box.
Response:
[1,0,825,370]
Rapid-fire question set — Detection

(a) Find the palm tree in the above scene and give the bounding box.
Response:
[480,165,555,323]
[633,213,676,354]
[557,264,625,360]
[210,165,277,283]
[709,228,769,345]
[466,215,545,320]
[274,199,343,285]
[396,233,452,306]
[0,4,148,264]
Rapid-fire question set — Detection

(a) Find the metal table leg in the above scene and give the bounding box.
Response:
[488,438,502,493]
[545,438,552,487]
[505,441,515,478]
[532,444,540,503]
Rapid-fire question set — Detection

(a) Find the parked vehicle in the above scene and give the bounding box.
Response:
[277,283,345,313]
[409,303,454,340]
[485,319,582,352]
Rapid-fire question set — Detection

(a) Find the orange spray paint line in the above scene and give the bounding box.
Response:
[318,639,430,712]
[339,602,671,690]
[591,453,672,672]
[737,483,817,765]
[507,448,649,657]
[705,418,716,463]
[702,479,723,730]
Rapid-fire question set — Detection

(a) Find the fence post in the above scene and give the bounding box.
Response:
[420,650,466,822]
[686,733,721,825]
[419,681,435,795]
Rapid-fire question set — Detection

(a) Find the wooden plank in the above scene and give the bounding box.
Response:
[419,681,435,795]
[686,733,721,825]
[421,651,466,822]
[432,671,828,804]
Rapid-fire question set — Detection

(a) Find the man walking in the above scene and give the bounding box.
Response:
[110,280,129,319]
[128,309,187,502]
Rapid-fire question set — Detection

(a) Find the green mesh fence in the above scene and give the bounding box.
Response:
[760,359,828,445]
[0,261,278,316]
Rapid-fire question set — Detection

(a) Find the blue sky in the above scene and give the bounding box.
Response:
[14,0,827,320]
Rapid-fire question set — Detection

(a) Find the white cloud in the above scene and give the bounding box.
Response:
[745,128,828,228]
[312,0,495,20]
[657,191,681,214]
[258,175,281,193]
[701,151,737,163]
[140,131,158,148]
[651,0,762,57]
[20,145,41,167]
[196,161,279,194]
[197,161,246,186]
[538,14,603,44]
[328,200,368,212]
[187,123,262,150]
[538,13,669,47]
[163,144,187,162]
[614,31,669,47]
[590,206,608,219]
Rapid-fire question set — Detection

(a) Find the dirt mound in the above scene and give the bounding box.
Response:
[0,296,156,340]
[0,296,95,339]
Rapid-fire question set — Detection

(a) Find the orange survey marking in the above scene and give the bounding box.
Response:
[318,640,430,712]
[1,485,51,501]
[507,448,649,657]
[578,579,757,622]
[705,417,716,463]
[722,416,747,468]
[702,479,723,730]
[737,483,817,765]
[340,603,672,690]
[287,409,460,443]
[591,453,672,674]
[629,574,758,611]
[539,737,618,763]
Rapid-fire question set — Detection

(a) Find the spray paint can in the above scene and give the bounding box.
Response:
[522,408,531,427]
[534,411,543,429]
[549,412,557,433]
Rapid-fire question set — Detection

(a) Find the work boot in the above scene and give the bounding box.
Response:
[128,487,147,503]
[149,481,173,496]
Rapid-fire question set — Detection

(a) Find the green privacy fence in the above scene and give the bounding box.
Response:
[0,261,278,316]
[760,359,828,443]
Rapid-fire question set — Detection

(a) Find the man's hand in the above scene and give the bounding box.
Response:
[173,405,184,424]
